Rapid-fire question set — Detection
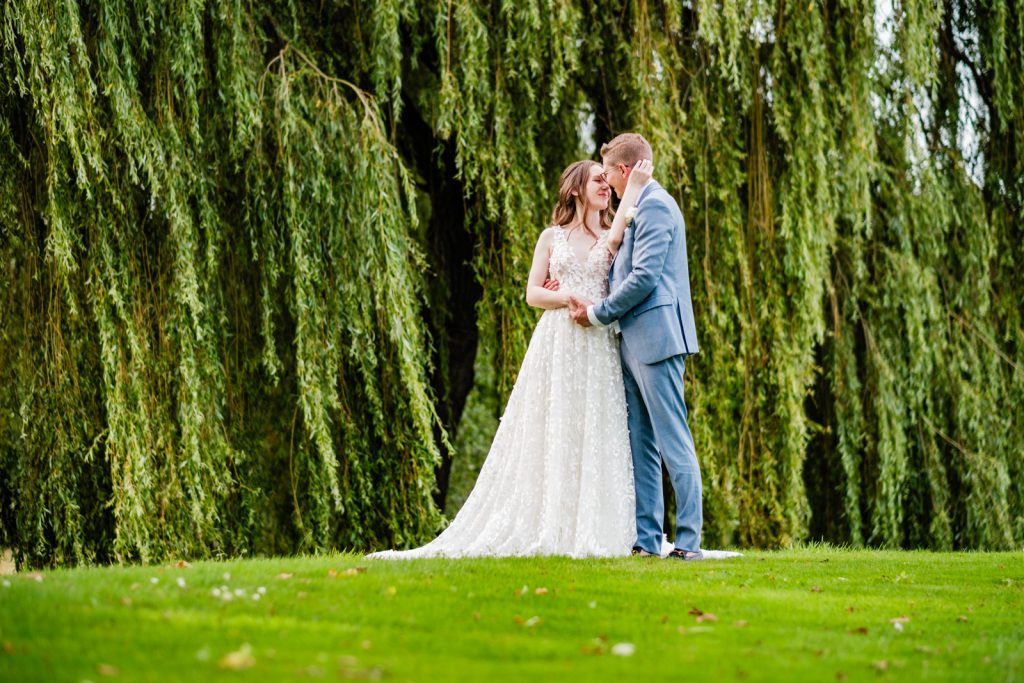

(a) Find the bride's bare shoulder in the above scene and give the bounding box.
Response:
[536,225,560,244]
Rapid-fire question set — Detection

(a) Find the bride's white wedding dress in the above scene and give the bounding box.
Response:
[370,227,636,559]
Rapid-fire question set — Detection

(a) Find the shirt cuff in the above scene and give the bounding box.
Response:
[586,305,605,327]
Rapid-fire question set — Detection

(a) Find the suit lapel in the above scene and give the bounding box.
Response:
[611,181,660,271]
[610,181,659,272]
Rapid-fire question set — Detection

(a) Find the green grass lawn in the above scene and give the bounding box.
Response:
[1,548,1021,682]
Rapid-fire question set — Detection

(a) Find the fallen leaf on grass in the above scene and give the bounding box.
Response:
[846,606,856,612]
[277,572,293,580]
[734,620,748,628]
[660,614,669,624]
[120,597,132,606]
[810,586,823,593]
[890,615,910,624]
[835,672,847,680]
[849,627,869,635]
[957,615,969,623]
[2,641,13,654]
[328,568,338,578]
[219,644,255,670]
[534,587,548,596]
[97,663,119,676]
[174,560,191,569]
[688,607,704,616]
[343,568,364,577]
[696,613,718,623]
[871,660,889,671]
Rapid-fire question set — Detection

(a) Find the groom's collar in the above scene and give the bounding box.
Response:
[637,179,660,205]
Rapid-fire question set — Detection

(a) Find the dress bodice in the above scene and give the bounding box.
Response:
[547,227,612,302]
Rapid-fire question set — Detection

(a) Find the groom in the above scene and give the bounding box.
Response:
[569,133,703,560]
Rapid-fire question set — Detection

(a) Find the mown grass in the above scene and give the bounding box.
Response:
[0,548,1021,682]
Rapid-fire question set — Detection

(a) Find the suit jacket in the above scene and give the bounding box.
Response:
[593,180,699,364]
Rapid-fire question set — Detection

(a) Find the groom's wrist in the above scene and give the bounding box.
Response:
[586,305,604,327]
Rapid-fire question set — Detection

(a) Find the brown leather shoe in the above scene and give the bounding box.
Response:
[631,546,656,557]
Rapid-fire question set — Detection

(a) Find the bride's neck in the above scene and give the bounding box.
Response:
[573,210,603,234]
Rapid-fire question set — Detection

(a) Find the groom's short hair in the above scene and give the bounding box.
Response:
[600,133,653,167]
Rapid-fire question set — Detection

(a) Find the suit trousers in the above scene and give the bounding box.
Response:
[620,335,703,553]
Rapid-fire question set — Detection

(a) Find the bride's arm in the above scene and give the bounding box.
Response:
[607,159,654,255]
[526,228,570,309]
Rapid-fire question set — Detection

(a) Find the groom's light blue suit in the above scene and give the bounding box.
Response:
[592,180,702,553]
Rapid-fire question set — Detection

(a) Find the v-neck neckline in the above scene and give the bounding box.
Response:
[559,226,602,265]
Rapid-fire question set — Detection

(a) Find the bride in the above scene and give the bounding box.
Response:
[369,159,654,559]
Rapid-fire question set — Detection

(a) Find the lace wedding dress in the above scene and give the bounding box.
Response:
[370,227,636,559]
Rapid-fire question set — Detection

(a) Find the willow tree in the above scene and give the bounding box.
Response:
[1,0,1021,568]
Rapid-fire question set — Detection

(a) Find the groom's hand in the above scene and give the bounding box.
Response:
[568,295,594,327]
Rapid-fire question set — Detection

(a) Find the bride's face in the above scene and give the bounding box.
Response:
[584,164,611,211]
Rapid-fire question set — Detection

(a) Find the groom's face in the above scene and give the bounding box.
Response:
[601,159,631,199]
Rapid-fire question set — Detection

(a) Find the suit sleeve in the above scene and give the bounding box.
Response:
[593,197,674,325]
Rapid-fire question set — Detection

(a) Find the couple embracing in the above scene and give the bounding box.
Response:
[371,134,707,561]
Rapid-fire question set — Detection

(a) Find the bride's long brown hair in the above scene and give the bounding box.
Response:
[550,160,612,230]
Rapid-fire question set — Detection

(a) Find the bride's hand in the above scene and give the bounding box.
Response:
[627,159,653,188]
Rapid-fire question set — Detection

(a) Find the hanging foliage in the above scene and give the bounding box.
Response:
[1,0,1021,568]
